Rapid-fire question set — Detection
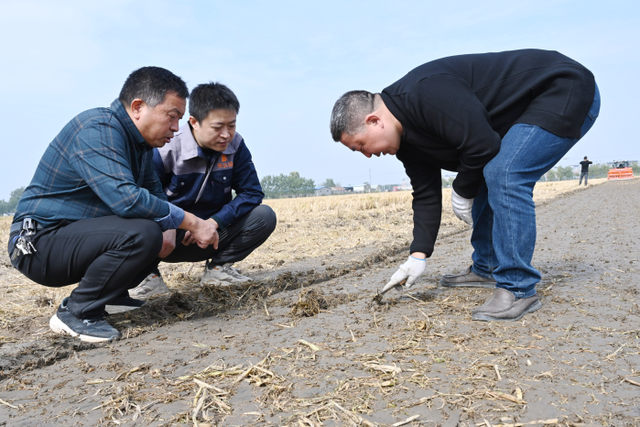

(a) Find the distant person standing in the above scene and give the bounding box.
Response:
[579,156,593,185]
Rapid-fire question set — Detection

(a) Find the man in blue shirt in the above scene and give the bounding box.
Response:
[128,82,276,299]
[9,67,219,342]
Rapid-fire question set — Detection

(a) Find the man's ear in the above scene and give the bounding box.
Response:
[364,113,382,127]
[130,99,145,119]
[188,116,199,128]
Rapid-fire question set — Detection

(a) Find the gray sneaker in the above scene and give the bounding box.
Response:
[128,273,170,300]
[201,263,252,286]
[472,288,542,321]
[441,266,496,288]
[105,296,146,314]
[49,297,120,342]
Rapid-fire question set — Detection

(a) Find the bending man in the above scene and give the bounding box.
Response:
[330,49,599,321]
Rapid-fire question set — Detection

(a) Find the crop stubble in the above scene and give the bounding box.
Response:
[4,178,640,426]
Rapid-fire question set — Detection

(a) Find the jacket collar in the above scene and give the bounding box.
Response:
[175,122,241,160]
[111,99,149,148]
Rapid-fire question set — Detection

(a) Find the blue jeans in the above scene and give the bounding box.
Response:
[470,84,601,298]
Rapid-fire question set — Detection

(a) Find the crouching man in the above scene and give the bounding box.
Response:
[9,67,219,342]
[129,82,276,299]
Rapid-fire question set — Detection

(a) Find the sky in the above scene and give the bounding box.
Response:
[1,0,639,200]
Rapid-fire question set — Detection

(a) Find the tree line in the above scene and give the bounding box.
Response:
[3,162,638,209]
[0,187,25,216]
[260,172,316,199]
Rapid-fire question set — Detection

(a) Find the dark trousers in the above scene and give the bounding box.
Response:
[9,216,163,319]
[579,171,589,185]
[129,204,277,288]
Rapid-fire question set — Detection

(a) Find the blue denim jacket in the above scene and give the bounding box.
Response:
[154,123,264,229]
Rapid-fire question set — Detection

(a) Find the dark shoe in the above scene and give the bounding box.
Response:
[441,266,496,288]
[49,297,121,342]
[472,288,542,321]
[105,296,146,314]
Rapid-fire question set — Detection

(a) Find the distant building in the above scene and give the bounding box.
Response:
[376,184,399,192]
[330,186,346,195]
[398,179,412,191]
[314,186,332,196]
[353,183,371,193]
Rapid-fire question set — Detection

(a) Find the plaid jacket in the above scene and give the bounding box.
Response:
[13,99,184,231]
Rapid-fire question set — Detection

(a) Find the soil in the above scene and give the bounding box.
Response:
[1,179,640,427]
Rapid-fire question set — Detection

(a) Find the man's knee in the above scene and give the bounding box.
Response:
[483,160,507,191]
[127,219,164,255]
[252,204,277,234]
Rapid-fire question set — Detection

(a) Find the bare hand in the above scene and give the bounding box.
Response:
[191,218,219,249]
[158,229,177,258]
[181,230,196,246]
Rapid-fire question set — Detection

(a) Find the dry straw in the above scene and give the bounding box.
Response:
[0,179,605,331]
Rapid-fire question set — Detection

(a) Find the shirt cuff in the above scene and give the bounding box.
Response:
[154,202,185,231]
[211,214,226,230]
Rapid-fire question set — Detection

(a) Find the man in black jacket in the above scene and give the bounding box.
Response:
[579,156,593,185]
[330,49,600,321]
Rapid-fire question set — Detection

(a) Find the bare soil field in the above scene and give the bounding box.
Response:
[2,178,640,427]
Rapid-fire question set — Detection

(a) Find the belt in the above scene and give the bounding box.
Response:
[10,219,38,234]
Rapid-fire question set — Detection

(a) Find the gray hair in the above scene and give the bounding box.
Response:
[330,90,379,141]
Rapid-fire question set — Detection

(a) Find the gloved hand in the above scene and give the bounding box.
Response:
[451,188,474,226]
[381,256,426,293]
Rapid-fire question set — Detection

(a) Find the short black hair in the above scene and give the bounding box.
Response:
[119,66,189,108]
[189,82,240,124]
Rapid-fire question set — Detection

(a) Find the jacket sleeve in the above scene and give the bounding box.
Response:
[398,151,443,257]
[211,140,265,229]
[409,74,501,199]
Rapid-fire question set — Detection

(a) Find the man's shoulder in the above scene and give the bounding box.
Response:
[70,106,118,127]
[55,106,128,147]
[225,132,245,153]
[157,124,197,158]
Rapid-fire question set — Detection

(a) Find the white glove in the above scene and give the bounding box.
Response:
[381,256,426,293]
[451,188,473,226]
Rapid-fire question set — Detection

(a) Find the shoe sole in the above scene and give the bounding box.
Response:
[472,300,543,322]
[49,314,120,343]
[200,278,234,287]
[441,279,496,288]
[201,277,252,287]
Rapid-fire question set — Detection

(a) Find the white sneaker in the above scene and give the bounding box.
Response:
[128,273,170,300]
[201,264,252,286]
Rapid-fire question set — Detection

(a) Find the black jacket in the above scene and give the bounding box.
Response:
[381,49,595,255]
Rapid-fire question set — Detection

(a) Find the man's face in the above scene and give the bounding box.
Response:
[135,92,186,148]
[190,109,237,152]
[340,125,400,158]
